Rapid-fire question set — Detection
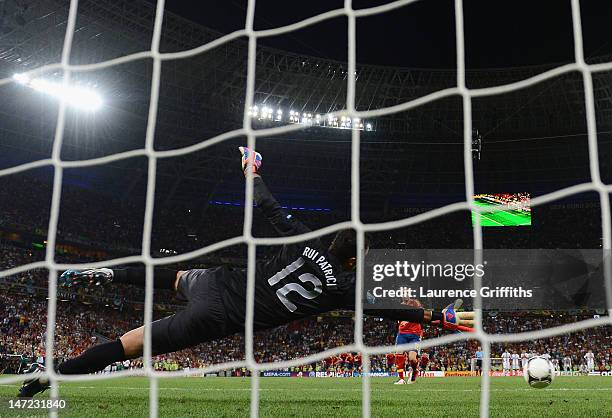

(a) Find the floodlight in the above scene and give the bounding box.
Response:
[14,73,103,111]
[248,104,372,132]
[13,73,30,84]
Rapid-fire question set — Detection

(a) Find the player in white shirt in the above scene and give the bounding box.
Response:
[501,350,511,376]
[521,352,529,370]
[552,358,559,371]
[511,353,520,376]
[584,350,595,372]
[562,355,572,372]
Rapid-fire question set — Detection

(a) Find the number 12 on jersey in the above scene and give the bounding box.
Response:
[268,257,322,312]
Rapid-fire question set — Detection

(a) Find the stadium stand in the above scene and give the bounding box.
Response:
[1,287,609,375]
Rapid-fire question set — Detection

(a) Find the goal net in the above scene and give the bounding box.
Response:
[0,0,611,417]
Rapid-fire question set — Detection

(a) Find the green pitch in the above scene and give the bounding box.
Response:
[472,198,532,227]
[1,376,610,417]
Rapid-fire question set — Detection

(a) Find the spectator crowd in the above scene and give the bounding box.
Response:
[1,288,609,375]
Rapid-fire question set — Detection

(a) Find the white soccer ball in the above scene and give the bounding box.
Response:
[523,356,555,389]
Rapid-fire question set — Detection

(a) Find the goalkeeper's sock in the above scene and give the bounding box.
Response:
[113,267,178,290]
[57,340,126,375]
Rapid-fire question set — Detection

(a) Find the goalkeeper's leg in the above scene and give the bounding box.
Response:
[60,266,182,290]
[19,311,189,397]
[20,269,231,397]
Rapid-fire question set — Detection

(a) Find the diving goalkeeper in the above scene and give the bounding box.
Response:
[18,147,474,397]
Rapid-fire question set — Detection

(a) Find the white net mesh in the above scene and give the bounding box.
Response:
[0,0,611,417]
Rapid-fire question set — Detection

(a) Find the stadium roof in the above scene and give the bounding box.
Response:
[0,0,611,210]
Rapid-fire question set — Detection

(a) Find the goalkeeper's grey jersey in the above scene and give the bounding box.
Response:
[217,177,355,331]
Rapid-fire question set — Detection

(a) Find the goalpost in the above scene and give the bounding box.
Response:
[0,0,611,417]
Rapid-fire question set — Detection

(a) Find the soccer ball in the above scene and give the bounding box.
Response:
[523,356,555,389]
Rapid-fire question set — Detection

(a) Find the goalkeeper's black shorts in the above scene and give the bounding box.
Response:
[150,269,237,355]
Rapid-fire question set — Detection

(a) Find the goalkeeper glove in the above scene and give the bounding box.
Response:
[440,302,461,331]
[432,299,475,332]
[238,146,262,174]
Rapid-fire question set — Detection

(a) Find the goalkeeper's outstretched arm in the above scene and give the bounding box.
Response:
[364,305,475,332]
[239,146,311,237]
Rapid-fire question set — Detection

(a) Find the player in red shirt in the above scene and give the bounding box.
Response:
[353,353,362,374]
[323,356,334,373]
[339,352,349,370]
[392,299,430,384]
[345,353,354,372]
[331,356,342,373]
